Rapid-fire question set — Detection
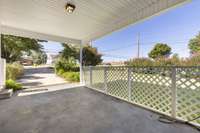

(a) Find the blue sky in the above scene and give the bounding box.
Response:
[42,0,200,62]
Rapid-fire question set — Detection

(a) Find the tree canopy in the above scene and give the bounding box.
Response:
[188,32,200,55]
[148,43,171,59]
[60,44,102,66]
[60,43,77,60]
[81,45,102,66]
[30,50,47,65]
[1,34,44,63]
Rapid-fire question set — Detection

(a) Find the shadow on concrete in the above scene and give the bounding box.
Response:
[21,75,45,80]
[24,67,55,74]
[22,82,43,87]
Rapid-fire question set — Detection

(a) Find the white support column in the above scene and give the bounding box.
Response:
[79,44,83,84]
[0,24,1,58]
[0,27,1,58]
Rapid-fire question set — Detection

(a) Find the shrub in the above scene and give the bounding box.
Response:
[55,58,79,72]
[182,54,200,66]
[125,58,154,66]
[6,63,24,80]
[55,57,80,82]
[57,69,65,76]
[6,79,23,91]
[128,53,200,67]
[154,58,174,66]
[61,72,80,82]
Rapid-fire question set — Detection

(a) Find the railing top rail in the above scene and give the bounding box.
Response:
[83,65,200,69]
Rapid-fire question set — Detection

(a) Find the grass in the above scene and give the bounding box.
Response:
[56,69,80,82]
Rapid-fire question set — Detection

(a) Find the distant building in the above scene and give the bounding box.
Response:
[20,54,33,66]
[191,52,200,57]
[46,53,59,65]
[102,61,125,66]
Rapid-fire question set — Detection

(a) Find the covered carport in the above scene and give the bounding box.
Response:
[1,0,199,132]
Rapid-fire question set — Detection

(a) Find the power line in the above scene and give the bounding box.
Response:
[100,40,189,53]
[141,41,189,45]
[103,54,130,59]
[101,44,133,52]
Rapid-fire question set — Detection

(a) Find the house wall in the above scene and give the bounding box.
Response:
[0,13,6,90]
[0,59,6,90]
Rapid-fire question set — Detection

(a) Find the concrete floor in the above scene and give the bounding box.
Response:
[17,66,67,88]
[0,87,199,133]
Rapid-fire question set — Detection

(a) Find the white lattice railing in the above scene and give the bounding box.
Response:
[83,66,200,126]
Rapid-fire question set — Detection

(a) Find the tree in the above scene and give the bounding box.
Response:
[60,44,102,66]
[80,45,102,66]
[148,43,171,59]
[188,32,200,55]
[60,43,77,60]
[30,50,47,65]
[1,34,43,62]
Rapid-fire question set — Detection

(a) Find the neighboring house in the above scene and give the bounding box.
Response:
[191,52,200,57]
[20,58,33,66]
[20,55,33,66]
[46,53,59,65]
[102,61,125,66]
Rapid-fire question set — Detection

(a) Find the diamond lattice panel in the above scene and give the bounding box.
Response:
[130,67,172,115]
[107,67,128,100]
[176,67,200,124]
[91,67,105,91]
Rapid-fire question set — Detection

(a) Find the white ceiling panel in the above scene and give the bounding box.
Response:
[0,0,190,44]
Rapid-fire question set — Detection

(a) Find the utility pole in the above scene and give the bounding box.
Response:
[137,33,140,58]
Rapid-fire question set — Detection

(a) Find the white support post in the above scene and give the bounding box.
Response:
[79,44,83,84]
[128,67,132,101]
[89,66,92,86]
[0,27,1,59]
[171,67,177,118]
[0,9,1,58]
[0,25,1,58]
[104,67,108,93]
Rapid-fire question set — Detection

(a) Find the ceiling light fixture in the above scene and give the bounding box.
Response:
[65,3,76,14]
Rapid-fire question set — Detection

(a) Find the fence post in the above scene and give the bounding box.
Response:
[128,67,132,101]
[104,67,108,94]
[89,66,92,86]
[171,67,177,118]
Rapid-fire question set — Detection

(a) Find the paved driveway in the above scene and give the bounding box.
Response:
[17,66,67,88]
[0,87,199,133]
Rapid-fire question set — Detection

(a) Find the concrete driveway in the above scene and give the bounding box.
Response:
[0,87,199,133]
[17,66,68,88]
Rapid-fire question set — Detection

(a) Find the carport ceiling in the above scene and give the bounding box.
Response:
[0,0,189,44]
